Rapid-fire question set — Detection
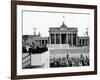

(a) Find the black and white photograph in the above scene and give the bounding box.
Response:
[11,1,97,79]
[22,10,90,69]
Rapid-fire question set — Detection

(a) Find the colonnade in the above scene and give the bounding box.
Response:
[35,40,48,47]
[50,33,77,45]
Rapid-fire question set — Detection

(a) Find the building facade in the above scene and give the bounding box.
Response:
[23,21,89,49]
[49,21,89,47]
[24,35,48,47]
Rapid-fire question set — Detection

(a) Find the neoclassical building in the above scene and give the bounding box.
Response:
[23,21,89,49]
[23,35,48,47]
[48,21,89,47]
[22,20,90,69]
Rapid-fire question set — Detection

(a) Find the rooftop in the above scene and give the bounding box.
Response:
[49,21,77,32]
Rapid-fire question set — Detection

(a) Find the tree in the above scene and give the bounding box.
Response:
[22,35,29,42]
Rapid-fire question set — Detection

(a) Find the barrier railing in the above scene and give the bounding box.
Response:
[22,53,31,69]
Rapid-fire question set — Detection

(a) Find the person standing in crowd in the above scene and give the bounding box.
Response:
[28,45,32,55]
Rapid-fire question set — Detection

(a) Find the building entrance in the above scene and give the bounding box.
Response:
[61,34,66,44]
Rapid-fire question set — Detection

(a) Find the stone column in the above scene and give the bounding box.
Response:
[44,40,46,46]
[76,37,78,46]
[55,34,56,44]
[59,34,61,44]
[49,34,51,44]
[71,33,73,46]
[81,39,83,46]
[66,34,68,44]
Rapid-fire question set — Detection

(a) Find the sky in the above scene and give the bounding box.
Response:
[23,10,90,37]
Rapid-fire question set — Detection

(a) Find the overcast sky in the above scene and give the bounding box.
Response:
[23,11,90,37]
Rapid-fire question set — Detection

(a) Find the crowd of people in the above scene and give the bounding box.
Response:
[28,45,48,54]
[50,54,89,67]
[22,45,48,54]
[23,41,48,54]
